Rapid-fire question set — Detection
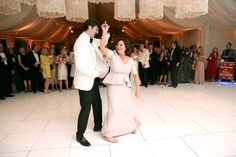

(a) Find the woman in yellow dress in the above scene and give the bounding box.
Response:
[40,48,52,94]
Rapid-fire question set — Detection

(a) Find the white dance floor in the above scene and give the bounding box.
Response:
[0,82,236,157]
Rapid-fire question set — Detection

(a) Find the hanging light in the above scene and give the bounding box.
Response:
[88,0,114,3]
[175,0,208,18]
[36,0,66,18]
[164,0,199,7]
[114,0,136,21]
[0,0,21,15]
[66,0,88,22]
[139,0,164,20]
[19,0,36,5]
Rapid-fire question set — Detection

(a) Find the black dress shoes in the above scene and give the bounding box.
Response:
[5,94,14,97]
[93,127,101,132]
[76,135,91,147]
[168,85,173,87]
[0,96,5,100]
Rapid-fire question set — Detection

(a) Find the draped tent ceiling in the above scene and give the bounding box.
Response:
[0,0,236,54]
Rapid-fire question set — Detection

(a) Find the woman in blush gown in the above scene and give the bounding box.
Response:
[194,46,205,85]
[100,21,141,143]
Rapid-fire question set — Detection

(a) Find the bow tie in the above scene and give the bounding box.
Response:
[90,38,93,43]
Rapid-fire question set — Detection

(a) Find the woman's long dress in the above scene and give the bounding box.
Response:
[57,55,68,81]
[194,55,205,84]
[206,53,218,79]
[101,50,141,137]
[40,55,52,79]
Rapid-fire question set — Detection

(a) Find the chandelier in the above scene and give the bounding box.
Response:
[0,0,208,21]
[66,0,88,22]
[139,0,208,20]
[175,0,208,18]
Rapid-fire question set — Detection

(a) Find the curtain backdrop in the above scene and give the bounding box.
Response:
[0,0,236,56]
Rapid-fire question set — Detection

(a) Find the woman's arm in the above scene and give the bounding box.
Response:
[100,21,110,57]
[133,74,141,97]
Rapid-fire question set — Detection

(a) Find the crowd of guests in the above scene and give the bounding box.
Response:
[130,41,236,88]
[0,42,75,100]
[1,40,235,100]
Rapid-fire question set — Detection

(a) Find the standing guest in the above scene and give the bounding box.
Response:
[49,47,58,91]
[159,49,169,85]
[138,42,149,87]
[73,18,107,147]
[130,46,139,71]
[0,43,14,99]
[149,44,158,85]
[8,48,21,93]
[206,47,219,82]
[169,41,182,88]
[56,47,69,92]
[194,46,205,84]
[27,44,40,93]
[69,50,75,89]
[40,48,52,94]
[221,42,236,62]
[100,21,141,143]
[182,46,194,83]
[18,47,31,93]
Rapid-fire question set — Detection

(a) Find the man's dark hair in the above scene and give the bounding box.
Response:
[227,42,232,47]
[31,44,36,50]
[83,18,100,31]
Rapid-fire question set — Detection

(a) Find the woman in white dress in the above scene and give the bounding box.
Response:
[56,47,69,92]
[49,47,58,91]
[100,21,141,143]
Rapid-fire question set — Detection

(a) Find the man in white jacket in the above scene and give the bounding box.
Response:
[73,18,107,147]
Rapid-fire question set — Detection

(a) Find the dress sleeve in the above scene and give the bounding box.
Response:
[106,49,115,59]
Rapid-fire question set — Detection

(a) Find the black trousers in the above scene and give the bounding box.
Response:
[138,62,148,86]
[76,80,102,138]
[170,64,179,87]
[30,66,39,92]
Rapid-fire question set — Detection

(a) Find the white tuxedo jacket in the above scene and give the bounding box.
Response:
[73,32,109,91]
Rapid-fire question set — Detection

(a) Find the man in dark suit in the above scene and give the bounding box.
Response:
[182,46,194,83]
[27,44,40,93]
[0,43,14,99]
[221,42,236,62]
[169,41,182,88]
[149,44,158,85]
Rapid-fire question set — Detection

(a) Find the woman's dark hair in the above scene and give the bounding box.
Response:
[83,18,100,31]
[116,37,131,56]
